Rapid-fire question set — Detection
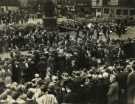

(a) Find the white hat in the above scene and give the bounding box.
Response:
[51,75,58,82]
[103,72,109,78]
[98,74,103,79]
[34,74,40,78]
[108,66,114,71]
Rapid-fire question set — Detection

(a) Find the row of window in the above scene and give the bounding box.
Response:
[57,0,91,5]
[97,8,135,15]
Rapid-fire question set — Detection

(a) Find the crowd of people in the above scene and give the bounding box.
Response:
[0,16,134,104]
[0,10,28,25]
[0,10,42,25]
[0,49,135,104]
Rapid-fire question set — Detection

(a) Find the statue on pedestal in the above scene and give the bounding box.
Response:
[43,0,57,31]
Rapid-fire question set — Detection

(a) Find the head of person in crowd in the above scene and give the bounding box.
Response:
[110,74,117,83]
[132,61,135,71]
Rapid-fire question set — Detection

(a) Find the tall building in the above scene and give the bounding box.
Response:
[92,0,135,17]
[57,0,92,17]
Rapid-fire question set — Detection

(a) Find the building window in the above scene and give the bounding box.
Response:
[130,9,135,15]
[104,8,109,14]
[123,10,128,15]
[116,9,121,15]
[1,8,4,12]
[96,0,100,4]
[103,0,108,6]
[97,8,101,12]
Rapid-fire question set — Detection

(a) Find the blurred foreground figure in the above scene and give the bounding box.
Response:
[107,75,119,104]
[127,62,135,104]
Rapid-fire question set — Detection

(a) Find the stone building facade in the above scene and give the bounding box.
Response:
[92,0,135,18]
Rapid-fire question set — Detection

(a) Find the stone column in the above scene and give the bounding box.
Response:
[43,0,57,31]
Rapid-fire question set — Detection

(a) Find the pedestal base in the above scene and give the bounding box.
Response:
[43,17,57,31]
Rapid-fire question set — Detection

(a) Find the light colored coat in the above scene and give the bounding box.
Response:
[37,93,58,104]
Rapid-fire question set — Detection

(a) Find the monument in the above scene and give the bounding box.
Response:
[43,0,57,31]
